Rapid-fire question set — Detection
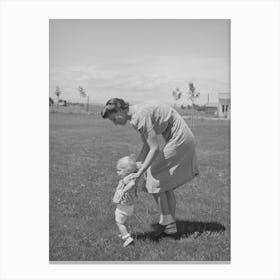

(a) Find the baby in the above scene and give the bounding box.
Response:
[112,154,139,247]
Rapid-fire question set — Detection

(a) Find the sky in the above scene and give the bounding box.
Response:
[50,20,230,105]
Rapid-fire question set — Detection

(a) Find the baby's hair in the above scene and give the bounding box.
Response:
[101,98,129,119]
[117,155,137,173]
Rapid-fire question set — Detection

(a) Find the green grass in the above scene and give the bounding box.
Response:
[49,112,230,262]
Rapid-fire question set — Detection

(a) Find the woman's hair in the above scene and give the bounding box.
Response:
[117,155,137,173]
[101,98,129,119]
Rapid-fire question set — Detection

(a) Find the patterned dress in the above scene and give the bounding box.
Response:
[130,102,199,194]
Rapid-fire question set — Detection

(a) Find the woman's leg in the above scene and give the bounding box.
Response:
[152,192,176,226]
[151,191,177,235]
[152,192,170,215]
[166,189,176,221]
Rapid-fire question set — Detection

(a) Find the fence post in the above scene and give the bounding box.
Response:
[86,96,89,113]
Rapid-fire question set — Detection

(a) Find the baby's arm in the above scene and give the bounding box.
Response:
[122,180,136,194]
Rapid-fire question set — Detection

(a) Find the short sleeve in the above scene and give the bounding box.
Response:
[112,182,123,204]
[130,112,154,138]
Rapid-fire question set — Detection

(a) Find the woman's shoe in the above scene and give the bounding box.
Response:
[164,222,177,234]
[152,223,167,237]
[152,222,177,237]
[150,222,160,228]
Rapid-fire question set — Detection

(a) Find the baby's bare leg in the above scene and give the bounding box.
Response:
[116,222,129,237]
[115,208,130,238]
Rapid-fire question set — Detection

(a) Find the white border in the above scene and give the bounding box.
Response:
[1,0,280,279]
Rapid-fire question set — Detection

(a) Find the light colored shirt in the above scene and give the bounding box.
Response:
[129,102,199,193]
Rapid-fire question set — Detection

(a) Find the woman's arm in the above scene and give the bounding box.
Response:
[136,132,150,163]
[122,180,136,193]
[136,128,159,179]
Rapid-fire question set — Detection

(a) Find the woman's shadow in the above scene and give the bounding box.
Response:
[133,220,226,242]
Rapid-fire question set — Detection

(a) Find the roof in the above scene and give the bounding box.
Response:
[218,92,230,99]
[205,103,218,108]
[219,98,231,104]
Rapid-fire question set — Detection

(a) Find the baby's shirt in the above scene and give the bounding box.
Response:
[112,176,137,206]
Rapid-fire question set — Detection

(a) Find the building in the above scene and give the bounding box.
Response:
[205,103,218,116]
[218,92,230,119]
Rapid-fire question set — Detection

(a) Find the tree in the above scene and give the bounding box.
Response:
[187,82,200,128]
[54,86,61,107]
[172,87,182,101]
[49,97,54,107]
[77,86,89,113]
[172,87,188,109]
[78,86,86,98]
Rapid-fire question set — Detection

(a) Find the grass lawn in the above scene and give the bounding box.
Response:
[49,112,230,262]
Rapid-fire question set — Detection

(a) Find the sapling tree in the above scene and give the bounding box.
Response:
[187,82,200,127]
[54,86,62,107]
[77,86,89,113]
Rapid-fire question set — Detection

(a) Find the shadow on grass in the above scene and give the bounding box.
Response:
[133,220,226,242]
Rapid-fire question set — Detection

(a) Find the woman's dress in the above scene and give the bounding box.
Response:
[130,102,199,193]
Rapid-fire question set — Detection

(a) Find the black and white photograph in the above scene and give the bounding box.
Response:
[1,0,280,278]
[49,19,230,262]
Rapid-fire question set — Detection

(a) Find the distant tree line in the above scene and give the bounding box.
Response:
[49,85,90,111]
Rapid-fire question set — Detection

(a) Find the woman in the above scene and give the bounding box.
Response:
[101,98,199,235]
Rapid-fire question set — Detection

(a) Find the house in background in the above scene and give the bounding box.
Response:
[205,103,218,116]
[218,92,230,119]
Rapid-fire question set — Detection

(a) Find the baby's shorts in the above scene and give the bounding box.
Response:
[115,204,134,224]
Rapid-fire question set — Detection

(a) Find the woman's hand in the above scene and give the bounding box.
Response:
[125,171,141,183]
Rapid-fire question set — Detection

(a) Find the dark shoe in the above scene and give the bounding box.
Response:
[152,223,167,237]
[150,222,160,229]
[152,222,178,237]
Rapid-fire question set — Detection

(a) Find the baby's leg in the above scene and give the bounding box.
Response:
[115,207,130,238]
[116,221,129,237]
[115,207,134,247]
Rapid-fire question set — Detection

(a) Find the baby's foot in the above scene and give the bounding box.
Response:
[123,236,134,247]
